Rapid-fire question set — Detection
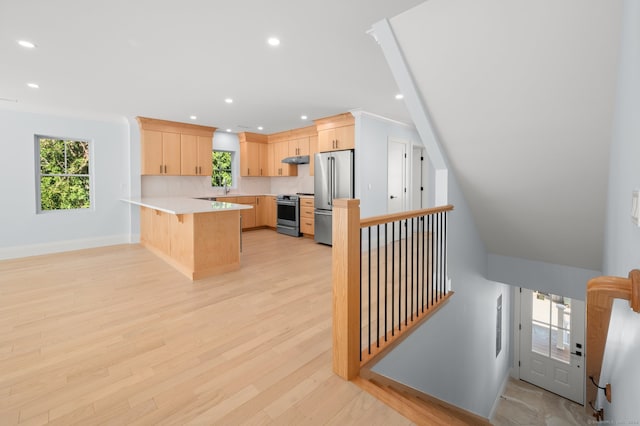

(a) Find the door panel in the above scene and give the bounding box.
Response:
[314,152,331,209]
[332,150,353,200]
[520,289,585,404]
[388,140,406,213]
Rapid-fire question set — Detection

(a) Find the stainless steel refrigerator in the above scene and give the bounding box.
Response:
[314,150,354,245]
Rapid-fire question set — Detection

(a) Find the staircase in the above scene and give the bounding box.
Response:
[332,200,490,423]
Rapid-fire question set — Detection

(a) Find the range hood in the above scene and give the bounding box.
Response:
[281,155,310,164]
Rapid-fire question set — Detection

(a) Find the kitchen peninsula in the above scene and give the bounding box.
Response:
[123,197,252,280]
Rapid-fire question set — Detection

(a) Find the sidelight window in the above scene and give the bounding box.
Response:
[36,136,91,212]
[531,291,571,363]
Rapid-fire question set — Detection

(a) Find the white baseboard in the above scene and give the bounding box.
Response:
[488,371,511,421]
[0,234,137,260]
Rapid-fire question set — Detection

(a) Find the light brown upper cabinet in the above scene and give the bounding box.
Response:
[240,141,268,177]
[238,126,318,177]
[288,137,310,157]
[137,117,216,176]
[141,130,181,175]
[315,112,355,152]
[273,140,297,176]
[238,132,268,177]
[181,134,213,176]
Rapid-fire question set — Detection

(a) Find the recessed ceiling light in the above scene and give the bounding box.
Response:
[17,40,36,49]
[190,115,197,120]
[226,128,232,132]
[225,98,233,104]
[395,93,404,100]
[301,115,308,120]
[27,82,39,89]
[267,37,280,47]
[257,126,264,131]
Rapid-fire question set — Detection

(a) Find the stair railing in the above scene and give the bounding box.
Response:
[332,199,454,380]
[586,269,640,414]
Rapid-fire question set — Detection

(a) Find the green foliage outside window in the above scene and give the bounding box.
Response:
[38,137,90,211]
[212,151,232,187]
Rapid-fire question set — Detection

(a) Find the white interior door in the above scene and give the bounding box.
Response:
[519,288,585,404]
[388,140,407,213]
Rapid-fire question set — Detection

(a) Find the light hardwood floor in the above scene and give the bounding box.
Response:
[0,230,414,425]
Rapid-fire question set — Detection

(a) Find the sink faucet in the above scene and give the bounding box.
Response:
[223,178,231,195]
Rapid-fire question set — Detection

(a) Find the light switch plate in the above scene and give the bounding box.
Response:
[632,190,639,226]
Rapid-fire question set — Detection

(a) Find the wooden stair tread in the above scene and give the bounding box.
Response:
[353,376,488,426]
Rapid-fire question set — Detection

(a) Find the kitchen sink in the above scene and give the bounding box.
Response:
[193,197,217,201]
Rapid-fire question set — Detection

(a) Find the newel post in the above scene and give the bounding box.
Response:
[332,198,361,380]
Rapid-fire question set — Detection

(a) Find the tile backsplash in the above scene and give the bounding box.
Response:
[141,164,314,197]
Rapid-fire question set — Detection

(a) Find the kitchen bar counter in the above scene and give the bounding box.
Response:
[122,197,252,280]
[122,197,253,214]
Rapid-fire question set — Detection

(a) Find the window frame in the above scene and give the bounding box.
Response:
[35,134,94,214]
[211,150,234,188]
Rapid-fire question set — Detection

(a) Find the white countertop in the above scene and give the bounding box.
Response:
[121,197,253,215]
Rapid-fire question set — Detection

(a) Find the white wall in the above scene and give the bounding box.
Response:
[0,108,131,258]
[488,254,600,301]
[599,0,640,421]
[488,254,600,380]
[356,112,436,218]
[371,172,512,418]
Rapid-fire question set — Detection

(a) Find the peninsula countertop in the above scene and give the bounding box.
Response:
[121,197,253,215]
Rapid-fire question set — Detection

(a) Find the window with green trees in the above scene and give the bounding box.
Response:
[36,136,91,211]
[212,151,232,187]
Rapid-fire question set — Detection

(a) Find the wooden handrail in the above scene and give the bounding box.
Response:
[360,205,454,229]
[586,269,640,411]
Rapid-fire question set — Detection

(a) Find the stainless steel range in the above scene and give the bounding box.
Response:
[276,194,301,237]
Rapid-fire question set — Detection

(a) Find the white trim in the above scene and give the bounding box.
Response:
[369,19,447,171]
[488,371,511,421]
[0,234,134,260]
[350,109,415,129]
[387,138,410,213]
[370,19,448,205]
[511,286,522,379]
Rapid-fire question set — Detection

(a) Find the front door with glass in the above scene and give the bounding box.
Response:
[519,288,585,404]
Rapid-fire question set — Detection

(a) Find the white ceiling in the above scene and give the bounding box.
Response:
[0,0,425,132]
[1,0,624,271]
[390,0,623,271]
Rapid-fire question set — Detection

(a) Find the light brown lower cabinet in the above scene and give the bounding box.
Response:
[218,196,278,229]
[300,197,314,236]
[218,196,256,229]
[266,196,276,228]
[139,206,241,280]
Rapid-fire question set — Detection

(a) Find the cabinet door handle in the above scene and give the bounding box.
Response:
[248,168,250,175]
[199,166,202,174]
[195,166,198,174]
[160,165,163,174]
[164,165,167,173]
